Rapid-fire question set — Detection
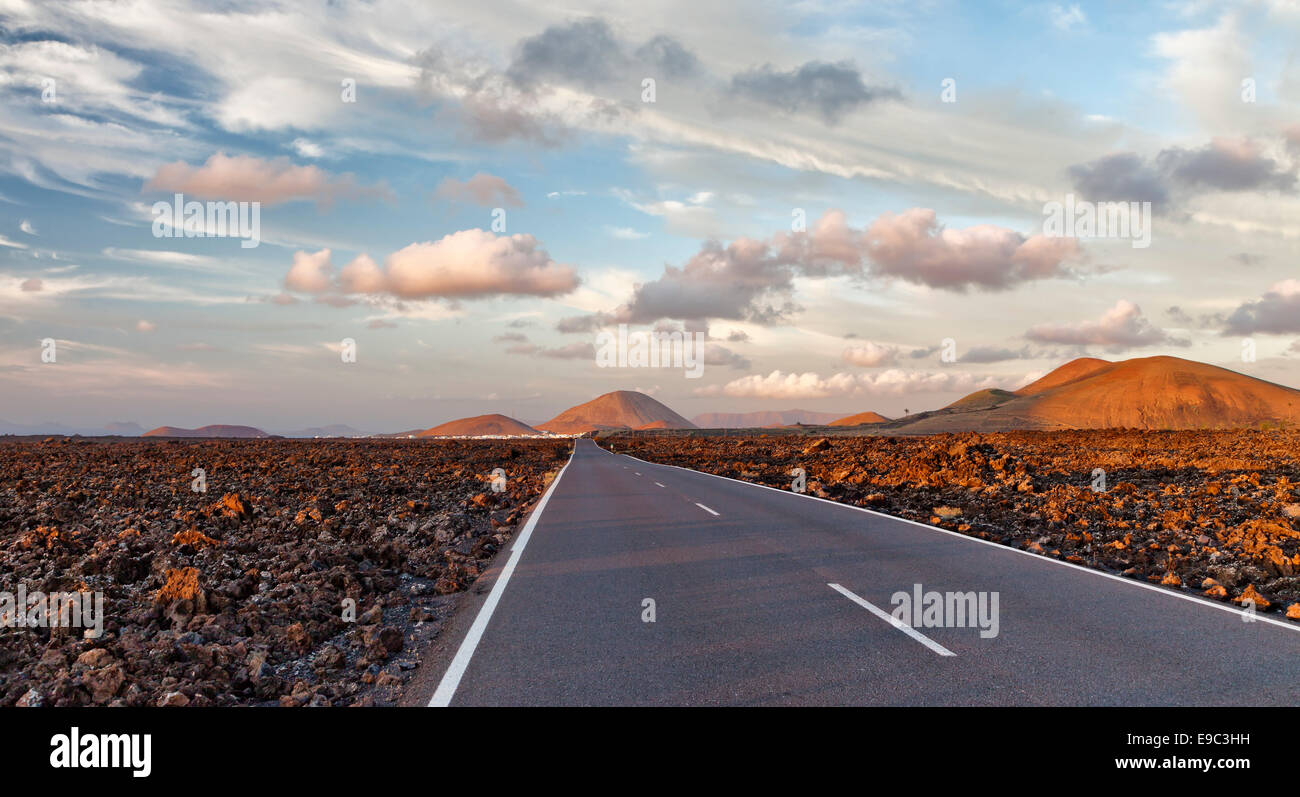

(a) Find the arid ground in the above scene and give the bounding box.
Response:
[8,429,1300,707]
[0,437,569,707]
[602,429,1300,619]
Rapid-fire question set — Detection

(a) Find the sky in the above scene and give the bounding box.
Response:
[1,0,1299,433]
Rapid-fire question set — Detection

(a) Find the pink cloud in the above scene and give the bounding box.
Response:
[284,249,334,293]
[865,208,1079,291]
[282,230,579,302]
[1026,300,1179,348]
[434,172,524,207]
[145,152,388,205]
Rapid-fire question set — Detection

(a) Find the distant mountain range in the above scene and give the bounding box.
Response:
[142,425,271,438]
[13,355,1297,439]
[0,420,144,437]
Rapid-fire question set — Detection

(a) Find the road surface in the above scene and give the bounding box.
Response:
[423,438,1300,706]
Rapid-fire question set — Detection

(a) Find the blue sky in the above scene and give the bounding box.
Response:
[1,0,1299,432]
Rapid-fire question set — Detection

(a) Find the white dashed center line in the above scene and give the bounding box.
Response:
[694,503,720,516]
[827,583,956,657]
[654,482,665,487]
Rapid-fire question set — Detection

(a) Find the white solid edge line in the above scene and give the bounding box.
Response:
[428,443,578,707]
[828,583,956,656]
[695,502,720,516]
[617,449,1300,635]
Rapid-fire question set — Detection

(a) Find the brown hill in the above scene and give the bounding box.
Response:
[538,390,697,434]
[829,411,892,426]
[895,356,1300,433]
[417,414,541,437]
[693,409,845,428]
[142,424,270,438]
[1015,357,1112,396]
[943,389,1017,412]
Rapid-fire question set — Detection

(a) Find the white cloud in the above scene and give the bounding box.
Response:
[694,368,1013,399]
[1049,4,1087,31]
[842,341,898,367]
[605,225,650,240]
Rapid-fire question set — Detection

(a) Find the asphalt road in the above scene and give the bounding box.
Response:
[426,438,1300,706]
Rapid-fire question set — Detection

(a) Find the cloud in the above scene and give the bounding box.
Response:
[703,343,751,370]
[1151,14,1249,132]
[505,341,594,359]
[135,320,155,333]
[960,345,1032,363]
[1025,300,1180,349]
[694,369,1013,399]
[375,233,578,299]
[493,332,528,343]
[1068,138,1295,214]
[20,278,42,292]
[507,18,628,90]
[102,247,218,271]
[507,18,700,90]
[567,208,1078,330]
[418,18,697,146]
[842,341,898,367]
[729,60,899,124]
[1068,153,1171,210]
[605,225,649,240]
[145,153,388,205]
[283,231,579,301]
[285,249,335,294]
[1157,138,1295,192]
[1286,125,1300,156]
[864,208,1079,291]
[556,314,607,333]
[434,173,524,207]
[290,138,324,159]
[1050,4,1087,31]
[634,34,701,79]
[1223,280,1300,335]
[19,219,35,235]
